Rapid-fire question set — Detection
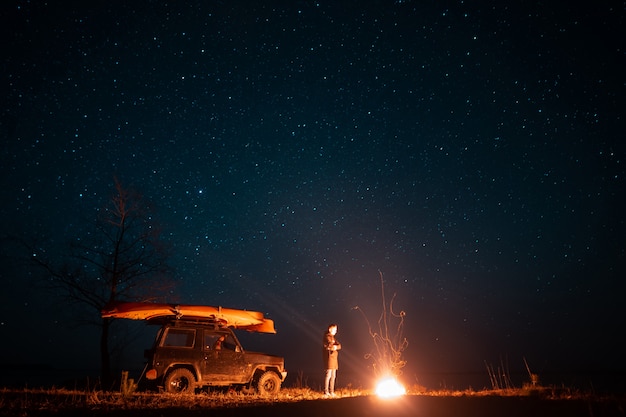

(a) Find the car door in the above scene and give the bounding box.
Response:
[202,330,247,384]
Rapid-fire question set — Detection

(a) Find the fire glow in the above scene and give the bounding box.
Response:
[375,376,406,398]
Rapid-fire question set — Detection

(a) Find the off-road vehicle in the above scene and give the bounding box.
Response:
[100,302,286,395]
[143,320,287,394]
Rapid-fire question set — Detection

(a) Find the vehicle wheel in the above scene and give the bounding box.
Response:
[257,371,281,395]
[164,368,196,393]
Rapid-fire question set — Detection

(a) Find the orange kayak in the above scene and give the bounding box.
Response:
[101,301,276,333]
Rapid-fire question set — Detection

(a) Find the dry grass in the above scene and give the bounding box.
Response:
[0,386,363,415]
[0,383,615,416]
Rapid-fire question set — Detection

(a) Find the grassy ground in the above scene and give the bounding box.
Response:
[1,385,624,417]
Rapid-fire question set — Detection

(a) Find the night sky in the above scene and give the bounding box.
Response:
[1,1,625,391]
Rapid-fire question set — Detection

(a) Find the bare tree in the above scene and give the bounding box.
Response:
[31,178,174,388]
[353,271,408,379]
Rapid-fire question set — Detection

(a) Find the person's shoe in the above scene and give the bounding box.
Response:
[323,392,331,398]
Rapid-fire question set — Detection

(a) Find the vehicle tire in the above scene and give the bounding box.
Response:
[164,368,196,393]
[257,371,281,395]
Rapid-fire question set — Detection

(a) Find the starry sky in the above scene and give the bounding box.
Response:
[1,1,625,390]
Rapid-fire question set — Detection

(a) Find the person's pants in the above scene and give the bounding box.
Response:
[324,368,337,394]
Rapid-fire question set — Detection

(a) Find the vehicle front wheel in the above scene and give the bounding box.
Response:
[164,368,196,393]
[257,371,281,395]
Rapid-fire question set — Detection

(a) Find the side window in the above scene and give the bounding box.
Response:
[162,328,196,348]
[222,334,238,351]
[204,333,222,350]
[204,332,238,351]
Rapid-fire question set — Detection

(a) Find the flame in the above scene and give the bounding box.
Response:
[375,376,406,398]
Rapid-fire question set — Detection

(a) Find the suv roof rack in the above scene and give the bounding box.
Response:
[147,316,229,328]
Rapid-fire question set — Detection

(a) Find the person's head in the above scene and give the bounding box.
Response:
[328,324,338,335]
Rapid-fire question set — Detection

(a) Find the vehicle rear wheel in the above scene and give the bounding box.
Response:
[257,371,281,395]
[164,368,196,393]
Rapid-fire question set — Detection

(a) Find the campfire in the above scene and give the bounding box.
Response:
[375,376,406,398]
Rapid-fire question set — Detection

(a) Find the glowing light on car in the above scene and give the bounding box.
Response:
[375,376,406,398]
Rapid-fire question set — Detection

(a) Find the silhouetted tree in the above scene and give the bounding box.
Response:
[31,178,174,388]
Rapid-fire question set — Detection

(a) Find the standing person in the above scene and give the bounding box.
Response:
[322,323,341,397]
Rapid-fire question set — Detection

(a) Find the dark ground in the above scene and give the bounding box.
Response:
[1,394,625,417]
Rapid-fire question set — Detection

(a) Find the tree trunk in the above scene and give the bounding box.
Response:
[101,317,112,389]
